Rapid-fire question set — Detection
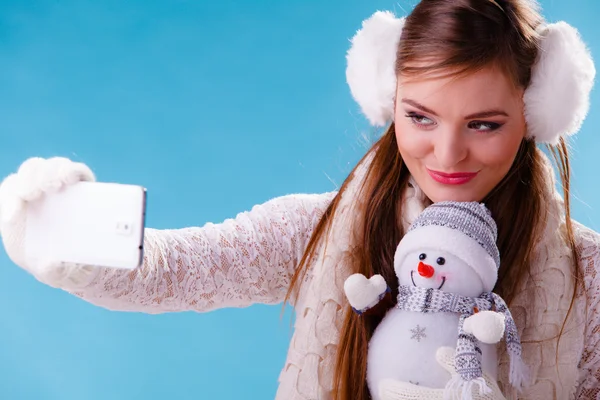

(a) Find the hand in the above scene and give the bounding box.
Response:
[463,310,506,344]
[343,273,388,312]
[0,157,99,289]
[378,347,506,400]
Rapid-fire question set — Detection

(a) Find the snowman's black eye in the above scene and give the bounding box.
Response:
[436,257,446,265]
[419,253,426,260]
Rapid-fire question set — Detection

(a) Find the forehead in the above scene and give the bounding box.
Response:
[397,67,523,111]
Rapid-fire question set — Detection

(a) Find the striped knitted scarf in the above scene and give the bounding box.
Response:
[395,284,528,399]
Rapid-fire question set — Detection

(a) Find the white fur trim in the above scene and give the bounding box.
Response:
[346,11,404,126]
[394,225,497,292]
[463,311,506,344]
[524,22,596,144]
[343,273,387,311]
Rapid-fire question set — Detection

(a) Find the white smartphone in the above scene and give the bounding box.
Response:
[24,181,147,270]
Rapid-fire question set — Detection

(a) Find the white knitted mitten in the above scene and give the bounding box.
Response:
[0,157,100,289]
[378,347,506,400]
[343,273,388,312]
[463,310,506,344]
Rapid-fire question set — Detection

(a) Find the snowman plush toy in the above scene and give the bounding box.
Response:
[344,201,527,400]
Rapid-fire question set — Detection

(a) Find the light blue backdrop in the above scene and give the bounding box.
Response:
[1,1,598,399]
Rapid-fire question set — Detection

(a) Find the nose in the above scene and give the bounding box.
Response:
[418,262,435,278]
[434,128,468,168]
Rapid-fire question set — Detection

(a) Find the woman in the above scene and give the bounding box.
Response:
[1,0,598,399]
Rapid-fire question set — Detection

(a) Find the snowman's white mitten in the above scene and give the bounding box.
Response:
[0,157,100,289]
[343,273,388,313]
[378,347,506,400]
[463,311,506,344]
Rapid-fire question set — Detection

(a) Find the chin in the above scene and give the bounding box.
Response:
[423,186,485,203]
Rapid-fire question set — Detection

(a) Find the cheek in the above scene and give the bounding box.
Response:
[473,131,523,169]
[395,124,431,160]
[397,269,413,286]
[486,117,525,159]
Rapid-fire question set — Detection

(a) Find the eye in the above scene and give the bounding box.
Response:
[467,121,502,132]
[405,112,436,128]
[419,253,427,260]
[436,257,445,265]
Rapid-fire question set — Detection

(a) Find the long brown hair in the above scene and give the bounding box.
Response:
[284,1,582,399]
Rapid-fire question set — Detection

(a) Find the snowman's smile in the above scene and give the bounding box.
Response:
[410,270,446,290]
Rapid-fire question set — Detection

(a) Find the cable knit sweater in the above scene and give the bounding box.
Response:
[67,151,600,400]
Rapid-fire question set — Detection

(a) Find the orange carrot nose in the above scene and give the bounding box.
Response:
[418,262,435,278]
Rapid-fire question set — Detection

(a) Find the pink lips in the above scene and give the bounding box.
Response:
[427,168,478,185]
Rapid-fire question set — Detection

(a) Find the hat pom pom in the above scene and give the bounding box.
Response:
[524,22,596,144]
[345,11,404,127]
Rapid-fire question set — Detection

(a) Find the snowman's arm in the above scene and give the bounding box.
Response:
[343,273,393,316]
[360,289,395,317]
[463,310,506,344]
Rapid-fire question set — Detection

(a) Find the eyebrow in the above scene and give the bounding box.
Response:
[401,98,509,119]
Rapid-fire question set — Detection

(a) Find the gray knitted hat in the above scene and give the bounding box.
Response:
[394,201,500,292]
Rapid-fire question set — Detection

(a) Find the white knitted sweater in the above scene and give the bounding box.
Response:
[68,152,600,399]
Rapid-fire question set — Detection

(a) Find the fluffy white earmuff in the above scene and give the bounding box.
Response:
[346,11,596,144]
[524,22,596,144]
[346,11,405,127]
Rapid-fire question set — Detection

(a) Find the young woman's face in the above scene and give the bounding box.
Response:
[394,67,526,203]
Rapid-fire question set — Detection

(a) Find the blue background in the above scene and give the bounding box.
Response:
[1,1,598,399]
